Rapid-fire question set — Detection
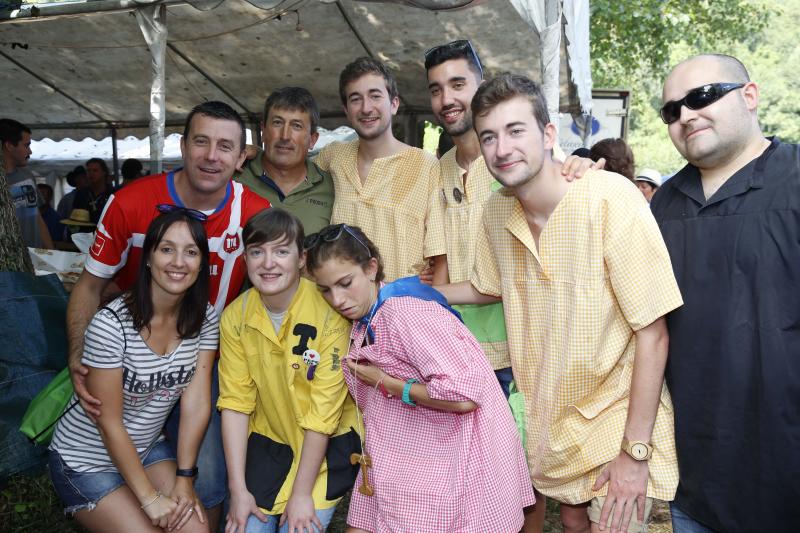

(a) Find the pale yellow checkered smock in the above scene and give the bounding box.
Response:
[440,147,509,370]
[315,140,446,281]
[471,170,683,504]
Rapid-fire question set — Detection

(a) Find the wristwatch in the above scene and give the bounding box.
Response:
[621,438,653,461]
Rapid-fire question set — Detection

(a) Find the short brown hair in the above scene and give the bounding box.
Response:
[339,57,399,104]
[243,208,305,254]
[471,73,550,132]
[305,224,385,283]
[263,87,320,134]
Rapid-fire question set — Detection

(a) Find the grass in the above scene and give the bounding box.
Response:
[1,471,672,532]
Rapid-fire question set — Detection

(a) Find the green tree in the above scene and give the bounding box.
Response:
[589,0,779,175]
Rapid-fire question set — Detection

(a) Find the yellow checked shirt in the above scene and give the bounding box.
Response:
[471,170,683,504]
[439,147,509,370]
[315,140,446,281]
[217,279,359,514]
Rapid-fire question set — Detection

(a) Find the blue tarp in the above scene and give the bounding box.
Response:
[0,272,69,480]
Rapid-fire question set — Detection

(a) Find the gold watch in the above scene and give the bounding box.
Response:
[621,438,653,461]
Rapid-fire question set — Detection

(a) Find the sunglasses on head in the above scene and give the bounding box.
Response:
[304,224,371,256]
[424,39,483,78]
[156,203,208,223]
[659,82,745,124]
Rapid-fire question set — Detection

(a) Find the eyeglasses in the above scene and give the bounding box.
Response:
[304,224,371,256]
[424,39,483,78]
[156,203,208,223]
[659,82,745,124]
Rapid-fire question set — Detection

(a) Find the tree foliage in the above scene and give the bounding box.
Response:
[589,0,781,174]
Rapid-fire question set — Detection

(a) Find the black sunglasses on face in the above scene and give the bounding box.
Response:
[424,39,483,78]
[156,203,208,222]
[659,82,745,124]
[304,224,371,255]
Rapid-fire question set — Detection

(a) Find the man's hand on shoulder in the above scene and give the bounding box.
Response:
[561,155,605,182]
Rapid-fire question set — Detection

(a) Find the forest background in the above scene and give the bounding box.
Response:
[591,0,796,175]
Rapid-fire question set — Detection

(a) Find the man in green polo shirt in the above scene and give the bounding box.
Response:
[235,87,334,233]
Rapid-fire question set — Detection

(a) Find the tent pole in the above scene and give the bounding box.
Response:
[111,127,120,187]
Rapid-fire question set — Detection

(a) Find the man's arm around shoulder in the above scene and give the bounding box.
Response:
[66,270,112,418]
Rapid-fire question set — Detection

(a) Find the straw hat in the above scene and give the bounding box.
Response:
[60,209,96,227]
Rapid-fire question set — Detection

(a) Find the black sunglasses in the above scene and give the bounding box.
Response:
[156,203,208,223]
[304,224,371,255]
[424,39,483,78]
[660,82,745,124]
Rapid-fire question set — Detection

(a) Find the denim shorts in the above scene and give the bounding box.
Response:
[244,505,337,532]
[165,359,227,508]
[48,439,175,515]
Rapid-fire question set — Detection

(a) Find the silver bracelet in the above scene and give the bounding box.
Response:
[140,491,162,509]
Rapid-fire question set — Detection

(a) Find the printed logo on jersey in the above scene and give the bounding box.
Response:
[223,232,241,254]
[91,234,107,257]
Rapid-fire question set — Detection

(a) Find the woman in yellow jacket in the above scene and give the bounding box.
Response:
[218,209,359,533]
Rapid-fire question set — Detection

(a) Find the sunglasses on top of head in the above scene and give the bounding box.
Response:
[156,203,208,223]
[659,82,745,125]
[424,39,483,78]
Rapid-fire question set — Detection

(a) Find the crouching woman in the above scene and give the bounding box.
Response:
[305,224,534,533]
[49,208,218,532]
[218,209,359,533]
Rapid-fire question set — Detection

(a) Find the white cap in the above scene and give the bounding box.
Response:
[635,168,661,187]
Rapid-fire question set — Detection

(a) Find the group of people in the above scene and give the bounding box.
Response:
[6,39,793,533]
[0,120,145,248]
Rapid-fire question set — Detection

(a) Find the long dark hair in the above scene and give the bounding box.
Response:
[123,210,210,339]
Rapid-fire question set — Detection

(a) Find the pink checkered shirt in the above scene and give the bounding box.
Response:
[344,296,534,532]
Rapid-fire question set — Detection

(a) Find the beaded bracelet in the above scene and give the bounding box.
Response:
[140,491,162,510]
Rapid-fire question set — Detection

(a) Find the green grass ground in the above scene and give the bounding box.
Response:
[1,470,672,532]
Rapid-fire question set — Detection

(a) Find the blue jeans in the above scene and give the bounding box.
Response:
[244,506,337,532]
[165,360,227,508]
[49,440,175,515]
[495,367,514,399]
[670,503,718,533]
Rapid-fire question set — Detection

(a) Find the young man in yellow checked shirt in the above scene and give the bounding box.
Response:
[437,73,683,533]
[315,57,448,283]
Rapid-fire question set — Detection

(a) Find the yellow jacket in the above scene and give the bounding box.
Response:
[218,279,359,513]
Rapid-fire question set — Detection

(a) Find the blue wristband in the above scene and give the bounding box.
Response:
[402,378,419,406]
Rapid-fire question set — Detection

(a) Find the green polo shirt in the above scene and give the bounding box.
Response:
[234,150,334,234]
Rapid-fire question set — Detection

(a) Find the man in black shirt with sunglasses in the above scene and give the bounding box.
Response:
[651,54,800,532]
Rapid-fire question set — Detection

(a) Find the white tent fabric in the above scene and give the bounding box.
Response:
[3,0,592,158]
[135,4,168,172]
[563,0,592,114]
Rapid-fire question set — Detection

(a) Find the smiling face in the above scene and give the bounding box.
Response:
[343,73,399,141]
[180,113,246,199]
[148,221,202,298]
[662,57,755,169]
[427,58,481,138]
[245,236,305,309]
[311,256,378,321]
[262,106,319,172]
[475,96,556,189]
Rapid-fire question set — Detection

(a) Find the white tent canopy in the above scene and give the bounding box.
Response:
[2,0,592,160]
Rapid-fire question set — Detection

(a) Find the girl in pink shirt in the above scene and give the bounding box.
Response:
[306,223,534,533]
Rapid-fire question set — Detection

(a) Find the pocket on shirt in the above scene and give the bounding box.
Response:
[245,432,294,511]
[324,427,360,500]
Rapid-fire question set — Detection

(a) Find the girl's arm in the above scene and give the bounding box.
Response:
[221,409,268,530]
[346,359,477,413]
[169,348,215,528]
[87,367,176,529]
[280,430,329,532]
